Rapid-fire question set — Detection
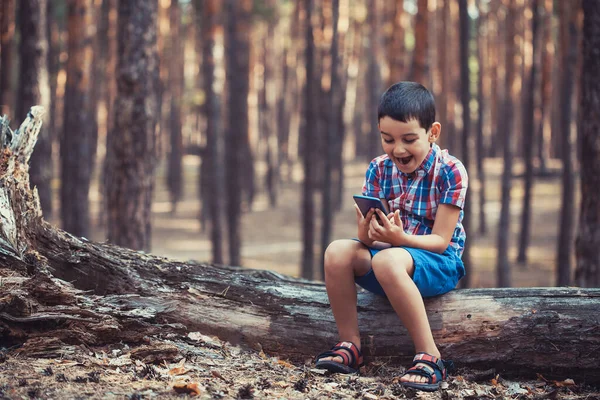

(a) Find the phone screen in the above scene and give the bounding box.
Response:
[353,195,389,218]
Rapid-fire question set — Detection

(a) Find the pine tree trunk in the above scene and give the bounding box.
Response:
[301,0,317,280]
[198,0,224,265]
[575,0,600,288]
[106,0,159,252]
[166,0,184,213]
[536,0,553,174]
[410,0,429,84]
[556,0,580,286]
[458,0,471,288]
[224,0,252,266]
[0,0,15,117]
[17,0,52,220]
[496,0,517,288]
[387,0,405,86]
[367,1,383,160]
[475,6,487,235]
[61,0,97,238]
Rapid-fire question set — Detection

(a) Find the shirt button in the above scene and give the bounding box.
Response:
[406,200,411,204]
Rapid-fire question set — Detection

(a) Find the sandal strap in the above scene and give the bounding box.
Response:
[315,341,362,369]
[412,353,446,376]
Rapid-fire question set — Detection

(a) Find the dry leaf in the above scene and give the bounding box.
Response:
[274,380,290,388]
[168,366,188,376]
[173,382,202,396]
[277,359,294,369]
[553,378,575,387]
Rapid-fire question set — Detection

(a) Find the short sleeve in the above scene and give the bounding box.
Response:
[439,159,468,209]
[362,160,382,197]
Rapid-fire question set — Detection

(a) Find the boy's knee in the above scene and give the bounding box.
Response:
[324,240,352,266]
[371,250,412,280]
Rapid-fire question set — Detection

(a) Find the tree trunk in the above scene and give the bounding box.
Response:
[386,0,405,86]
[106,0,159,252]
[496,0,517,288]
[17,0,52,220]
[536,0,553,174]
[366,1,383,160]
[61,0,97,238]
[197,0,224,265]
[1,110,600,384]
[166,0,184,213]
[575,0,600,288]
[517,0,540,265]
[224,0,252,266]
[555,0,580,287]
[302,0,317,280]
[0,0,15,117]
[410,0,429,84]
[475,5,487,235]
[458,0,471,288]
[320,0,341,277]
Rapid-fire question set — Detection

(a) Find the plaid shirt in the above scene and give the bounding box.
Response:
[362,143,468,257]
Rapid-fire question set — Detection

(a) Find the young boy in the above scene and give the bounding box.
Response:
[315,82,467,392]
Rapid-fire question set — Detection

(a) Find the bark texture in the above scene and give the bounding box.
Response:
[106,0,159,251]
[575,0,600,287]
[2,109,600,385]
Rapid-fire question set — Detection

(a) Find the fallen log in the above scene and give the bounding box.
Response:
[1,108,599,384]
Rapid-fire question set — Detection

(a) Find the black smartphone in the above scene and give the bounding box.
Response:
[353,195,389,219]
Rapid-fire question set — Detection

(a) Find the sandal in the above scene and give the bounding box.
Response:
[315,341,363,374]
[400,352,454,392]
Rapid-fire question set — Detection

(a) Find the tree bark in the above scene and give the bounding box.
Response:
[17,0,52,219]
[410,0,429,85]
[0,0,15,117]
[517,0,540,265]
[496,0,517,288]
[61,0,97,238]
[1,109,600,384]
[555,0,580,287]
[106,0,159,252]
[224,0,252,266]
[575,0,600,287]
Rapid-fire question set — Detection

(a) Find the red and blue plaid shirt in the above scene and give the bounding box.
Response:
[362,143,468,257]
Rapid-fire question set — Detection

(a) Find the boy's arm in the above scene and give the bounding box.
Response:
[370,204,460,254]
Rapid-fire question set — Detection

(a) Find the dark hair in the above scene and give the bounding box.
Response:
[377,82,436,130]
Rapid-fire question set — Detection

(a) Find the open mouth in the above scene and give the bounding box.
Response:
[398,156,413,165]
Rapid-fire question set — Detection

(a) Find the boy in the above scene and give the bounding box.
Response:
[315,82,467,392]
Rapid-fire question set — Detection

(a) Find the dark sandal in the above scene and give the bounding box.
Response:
[315,341,364,374]
[400,352,454,392]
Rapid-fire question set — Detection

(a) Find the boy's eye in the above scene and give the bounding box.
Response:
[383,139,394,144]
[403,139,417,144]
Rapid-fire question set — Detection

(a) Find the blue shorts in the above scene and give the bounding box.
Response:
[353,242,465,298]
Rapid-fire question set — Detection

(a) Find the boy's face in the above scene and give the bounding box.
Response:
[378,117,440,174]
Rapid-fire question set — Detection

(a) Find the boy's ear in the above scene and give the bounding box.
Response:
[428,122,441,143]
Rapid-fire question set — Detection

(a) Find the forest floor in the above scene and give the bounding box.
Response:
[5,156,594,399]
[1,333,598,399]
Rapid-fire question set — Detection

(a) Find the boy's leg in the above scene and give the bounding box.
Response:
[371,248,439,384]
[319,239,372,363]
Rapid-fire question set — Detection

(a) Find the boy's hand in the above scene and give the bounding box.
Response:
[368,209,406,246]
[354,204,374,245]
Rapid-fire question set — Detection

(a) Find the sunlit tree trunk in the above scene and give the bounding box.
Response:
[517,0,540,265]
[224,0,252,266]
[17,0,51,219]
[367,0,383,159]
[61,0,97,238]
[0,0,15,117]
[496,0,517,288]
[106,0,159,251]
[387,0,405,86]
[575,0,600,288]
[410,0,429,84]
[556,0,580,286]
[166,0,184,213]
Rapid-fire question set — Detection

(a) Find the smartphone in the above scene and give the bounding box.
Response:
[353,195,389,219]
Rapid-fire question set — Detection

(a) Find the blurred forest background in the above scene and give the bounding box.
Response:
[1,0,598,288]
